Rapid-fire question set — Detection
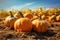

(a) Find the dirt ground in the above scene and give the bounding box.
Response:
[0,19,60,40]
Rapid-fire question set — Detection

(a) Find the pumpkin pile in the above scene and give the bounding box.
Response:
[4,10,49,33]
[3,7,60,33]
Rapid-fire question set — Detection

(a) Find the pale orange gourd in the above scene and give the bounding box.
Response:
[4,11,17,28]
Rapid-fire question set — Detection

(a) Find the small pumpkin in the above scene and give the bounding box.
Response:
[14,12,32,32]
[4,11,17,28]
[24,13,33,19]
[14,11,22,18]
[48,15,56,23]
[32,15,49,33]
[56,15,60,22]
[34,13,38,16]
[31,15,39,21]
[41,15,47,20]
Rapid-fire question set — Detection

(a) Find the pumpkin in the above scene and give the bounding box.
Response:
[56,15,60,22]
[41,15,47,20]
[14,12,32,32]
[31,15,39,21]
[47,15,56,23]
[34,13,38,16]
[14,11,21,18]
[32,15,49,33]
[24,13,33,19]
[4,11,17,28]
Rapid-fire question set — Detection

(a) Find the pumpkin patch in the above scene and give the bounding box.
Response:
[0,6,60,40]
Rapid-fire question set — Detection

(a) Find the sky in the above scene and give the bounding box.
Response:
[0,0,60,10]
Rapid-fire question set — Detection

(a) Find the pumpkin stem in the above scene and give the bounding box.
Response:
[10,11,14,17]
[19,11,24,17]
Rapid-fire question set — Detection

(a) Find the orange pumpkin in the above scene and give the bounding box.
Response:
[48,15,56,23]
[56,15,60,22]
[41,15,47,20]
[4,11,17,28]
[24,13,33,19]
[32,20,48,33]
[14,12,32,32]
[31,15,38,21]
[32,15,49,33]
[34,13,38,16]
[14,11,21,18]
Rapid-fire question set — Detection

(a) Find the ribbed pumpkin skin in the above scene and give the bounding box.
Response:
[32,20,48,33]
[56,15,60,22]
[4,16,17,28]
[14,18,32,32]
[24,13,33,19]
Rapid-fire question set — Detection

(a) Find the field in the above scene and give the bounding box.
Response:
[0,8,60,40]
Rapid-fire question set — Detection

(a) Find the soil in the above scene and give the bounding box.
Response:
[0,19,60,40]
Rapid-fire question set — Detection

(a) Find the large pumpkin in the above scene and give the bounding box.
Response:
[32,19,48,33]
[14,12,32,32]
[56,15,60,22]
[24,13,33,19]
[32,15,49,33]
[4,11,17,28]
